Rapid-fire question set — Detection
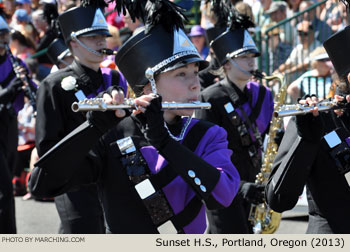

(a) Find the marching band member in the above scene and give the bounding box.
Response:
[196,7,274,233]
[0,14,36,233]
[34,1,127,233]
[266,25,350,233]
[29,0,240,234]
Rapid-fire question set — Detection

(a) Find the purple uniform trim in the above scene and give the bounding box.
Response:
[234,81,274,141]
[101,67,127,95]
[139,118,240,233]
[346,137,350,147]
[0,55,37,114]
[85,68,127,98]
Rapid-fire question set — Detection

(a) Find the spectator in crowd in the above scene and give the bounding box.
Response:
[320,0,346,33]
[254,0,272,30]
[200,0,215,29]
[286,0,302,15]
[2,0,16,18]
[274,20,321,82]
[287,0,301,12]
[299,0,332,44]
[264,1,294,45]
[13,95,36,196]
[287,46,333,101]
[10,30,35,60]
[32,9,46,37]
[261,23,292,74]
[188,25,209,60]
[12,8,38,46]
[15,0,32,18]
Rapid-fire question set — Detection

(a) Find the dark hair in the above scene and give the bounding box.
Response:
[335,73,350,95]
[10,30,36,50]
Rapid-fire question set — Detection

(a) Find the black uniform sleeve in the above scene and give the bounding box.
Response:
[29,121,105,197]
[265,118,318,212]
[35,77,67,156]
[0,87,16,104]
[161,139,220,199]
[0,78,23,104]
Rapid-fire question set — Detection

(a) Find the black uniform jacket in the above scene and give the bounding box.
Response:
[266,115,350,233]
[29,115,240,233]
[35,61,122,219]
[196,77,273,185]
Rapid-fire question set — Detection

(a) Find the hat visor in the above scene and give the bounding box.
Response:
[161,56,209,74]
[79,29,112,38]
[57,49,72,60]
[233,48,260,58]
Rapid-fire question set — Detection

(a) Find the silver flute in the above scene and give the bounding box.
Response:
[274,100,346,117]
[72,98,211,112]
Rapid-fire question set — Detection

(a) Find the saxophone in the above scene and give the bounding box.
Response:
[248,72,286,234]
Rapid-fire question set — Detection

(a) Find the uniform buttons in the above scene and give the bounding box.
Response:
[188,170,196,178]
[194,177,201,185]
[200,185,207,192]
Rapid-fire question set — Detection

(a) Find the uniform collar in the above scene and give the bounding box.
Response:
[227,78,249,104]
[71,60,104,94]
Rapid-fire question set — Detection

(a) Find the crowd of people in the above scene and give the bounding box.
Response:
[1,0,350,235]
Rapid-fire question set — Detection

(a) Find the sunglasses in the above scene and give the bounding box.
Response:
[298,31,309,37]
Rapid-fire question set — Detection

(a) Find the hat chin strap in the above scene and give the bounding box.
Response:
[228,58,253,77]
[71,35,103,56]
[58,59,70,67]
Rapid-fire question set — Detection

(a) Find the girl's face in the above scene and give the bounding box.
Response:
[225,53,256,82]
[145,62,201,119]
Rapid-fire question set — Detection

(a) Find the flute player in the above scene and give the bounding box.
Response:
[34,1,127,234]
[265,23,350,233]
[28,0,240,234]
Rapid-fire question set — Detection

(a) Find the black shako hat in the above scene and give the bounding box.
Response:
[205,26,226,45]
[58,6,111,43]
[46,38,71,65]
[211,28,260,65]
[210,4,259,66]
[323,26,350,79]
[114,0,209,96]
